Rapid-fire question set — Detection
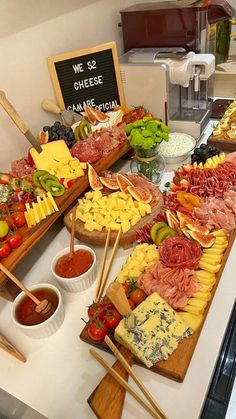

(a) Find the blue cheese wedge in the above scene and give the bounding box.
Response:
[114,293,192,368]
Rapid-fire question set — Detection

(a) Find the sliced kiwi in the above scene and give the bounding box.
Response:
[40,173,60,190]
[45,179,65,196]
[33,170,49,187]
[150,221,167,243]
[155,226,177,246]
[77,120,92,140]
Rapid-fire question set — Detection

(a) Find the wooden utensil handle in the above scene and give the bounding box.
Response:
[41,98,62,115]
[0,91,29,134]
[88,346,133,419]
[106,282,131,316]
[0,334,26,363]
[0,263,40,305]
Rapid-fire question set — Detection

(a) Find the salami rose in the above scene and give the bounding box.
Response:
[159,236,202,270]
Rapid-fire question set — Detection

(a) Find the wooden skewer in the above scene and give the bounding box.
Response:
[0,333,26,363]
[95,228,111,302]
[70,206,77,257]
[104,336,167,419]
[96,229,121,302]
[0,263,51,314]
[90,348,161,419]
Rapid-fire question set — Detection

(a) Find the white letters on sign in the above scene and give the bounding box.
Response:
[72,63,84,73]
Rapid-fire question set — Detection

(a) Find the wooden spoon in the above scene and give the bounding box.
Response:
[70,206,77,258]
[0,263,51,314]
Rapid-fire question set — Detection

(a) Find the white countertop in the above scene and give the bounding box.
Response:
[0,122,235,419]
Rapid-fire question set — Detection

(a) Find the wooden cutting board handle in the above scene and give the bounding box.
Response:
[0,90,29,134]
[88,346,133,419]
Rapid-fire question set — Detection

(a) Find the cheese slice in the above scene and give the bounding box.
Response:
[47,192,59,212]
[32,202,40,224]
[114,293,191,368]
[37,196,46,219]
[42,194,52,215]
[178,312,203,332]
[29,140,72,171]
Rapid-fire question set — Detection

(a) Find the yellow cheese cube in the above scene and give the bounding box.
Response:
[121,220,131,233]
[131,214,141,226]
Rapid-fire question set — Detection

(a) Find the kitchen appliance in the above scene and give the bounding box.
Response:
[119,48,215,138]
[120,1,235,65]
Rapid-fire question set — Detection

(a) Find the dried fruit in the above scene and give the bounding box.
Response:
[116,173,134,194]
[87,164,103,190]
[176,192,200,211]
[127,186,152,204]
[37,131,49,144]
[99,176,119,190]
[188,230,215,248]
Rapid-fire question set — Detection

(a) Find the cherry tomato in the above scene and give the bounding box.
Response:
[100,295,113,309]
[104,308,122,329]
[3,215,15,230]
[11,202,26,212]
[12,212,26,228]
[0,242,11,258]
[87,302,106,320]
[6,231,23,249]
[127,298,136,310]
[121,283,131,296]
[129,288,147,306]
[87,320,108,341]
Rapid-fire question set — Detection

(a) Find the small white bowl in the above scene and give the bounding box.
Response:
[12,283,65,339]
[51,245,97,293]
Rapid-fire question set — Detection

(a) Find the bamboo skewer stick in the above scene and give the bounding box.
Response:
[96,229,121,302]
[0,263,51,314]
[70,206,77,258]
[90,348,161,419]
[95,228,111,302]
[104,336,167,419]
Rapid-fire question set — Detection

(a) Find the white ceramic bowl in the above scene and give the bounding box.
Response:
[12,283,65,339]
[51,245,97,293]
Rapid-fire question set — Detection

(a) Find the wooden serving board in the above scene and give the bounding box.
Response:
[81,230,236,419]
[207,135,236,152]
[64,191,163,248]
[0,142,130,299]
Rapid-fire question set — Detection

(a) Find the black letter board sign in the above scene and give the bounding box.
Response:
[48,42,125,113]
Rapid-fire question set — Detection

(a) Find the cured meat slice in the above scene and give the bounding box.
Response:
[138,261,199,309]
[71,139,102,163]
[159,236,202,270]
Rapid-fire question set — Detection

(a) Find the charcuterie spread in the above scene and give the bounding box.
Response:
[79,139,236,383]
[208,98,236,152]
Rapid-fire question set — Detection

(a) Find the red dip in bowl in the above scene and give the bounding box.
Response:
[55,249,94,278]
[16,288,58,326]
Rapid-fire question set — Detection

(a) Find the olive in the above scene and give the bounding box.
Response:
[200,144,207,149]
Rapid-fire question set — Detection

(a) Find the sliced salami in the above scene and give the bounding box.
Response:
[159,236,202,270]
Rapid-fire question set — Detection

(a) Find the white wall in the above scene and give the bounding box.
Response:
[0,0,235,171]
[0,0,154,171]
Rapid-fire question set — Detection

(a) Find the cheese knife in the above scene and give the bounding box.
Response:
[41,98,83,127]
[106,282,138,332]
[0,91,42,153]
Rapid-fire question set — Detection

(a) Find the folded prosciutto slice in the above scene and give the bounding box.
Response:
[138,261,199,309]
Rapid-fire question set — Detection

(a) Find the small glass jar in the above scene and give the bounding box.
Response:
[130,146,165,185]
